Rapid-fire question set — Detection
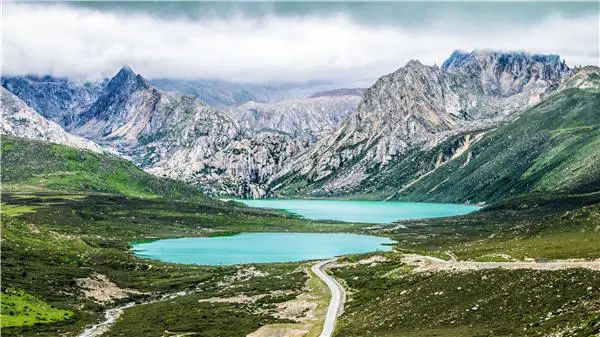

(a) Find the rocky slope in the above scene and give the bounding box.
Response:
[68,67,311,197]
[0,88,103,153]
[270,50,573,198]
[229,95,360,142]
[1,75,104,124]
[390,66,600,203]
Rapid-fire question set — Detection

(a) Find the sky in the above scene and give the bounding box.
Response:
[3,1,599,84]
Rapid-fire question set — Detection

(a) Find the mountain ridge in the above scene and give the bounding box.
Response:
[269,50,574,198]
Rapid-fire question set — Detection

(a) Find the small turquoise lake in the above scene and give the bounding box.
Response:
[236,199,479,224]
[132,233,395,265]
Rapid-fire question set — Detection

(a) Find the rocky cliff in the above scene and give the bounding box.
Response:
[0,88,103,153]
[229,95,360,142]
[1,75,104,125]
[270,50,573,197]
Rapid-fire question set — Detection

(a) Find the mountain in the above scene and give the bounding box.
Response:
[390,66,600,203]
[0,136,213,201]
[151,78,367,108]
[269,50,573,198]
[229,95,361,142]
[1,75,104,124]
[0,88,103,153]
[68,67,310,197]
[148,132,308,197]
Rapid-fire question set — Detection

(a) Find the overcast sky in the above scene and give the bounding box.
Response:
[3,1,599,84]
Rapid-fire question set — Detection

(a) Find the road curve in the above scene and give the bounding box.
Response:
[311,259,345,337]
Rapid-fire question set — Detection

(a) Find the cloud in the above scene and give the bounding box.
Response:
[2,3,598,83]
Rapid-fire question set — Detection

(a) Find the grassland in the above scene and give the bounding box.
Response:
[0,137,360,336]
[331,254,600,337]
[370,192,600,261]
[325,192,600,336]
[2,135,600,337]
[0,193,341,337]
[1,290,74,328]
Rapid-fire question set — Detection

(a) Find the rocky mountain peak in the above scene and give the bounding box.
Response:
[269,50,577,197]
[560,66,600,90]
[105,66,149,93]
[1,75,104,124]
[442,50,570,96]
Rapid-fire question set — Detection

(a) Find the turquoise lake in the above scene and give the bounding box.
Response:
[132,233,395,265]
[236,199,480,224]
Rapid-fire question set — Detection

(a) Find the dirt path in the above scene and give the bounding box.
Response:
[311,259,345,337]
[402,254,600,272]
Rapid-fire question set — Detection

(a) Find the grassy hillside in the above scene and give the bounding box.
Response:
[1,136,212,201]
[0,136,360,336]
[332,254,600,337]
[394,86,600,203]
[275,68,600,204]
[330,192,600,337]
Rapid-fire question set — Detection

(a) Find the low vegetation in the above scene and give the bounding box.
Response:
[1,136,214,201]
[331,255,600,337]
[0,194,327,336]
[370,192,600,261]
[2,135,599,337]
[1,290,74,328]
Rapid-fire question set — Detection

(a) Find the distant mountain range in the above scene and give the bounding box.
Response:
[0,88,103,153]
[150,78,366,108]
[2,66,361,197]
[2,50,598,201]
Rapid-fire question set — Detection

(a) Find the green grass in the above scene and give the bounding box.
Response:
[0,203,41,217]
[0,290,74,328]
[371,193,600,261]
[275,82,600,204]
[331,255,600,337]
[0,136,215,202]
[0,190,358,336]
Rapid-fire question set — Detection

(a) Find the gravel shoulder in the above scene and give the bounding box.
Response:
[402,254,600,272]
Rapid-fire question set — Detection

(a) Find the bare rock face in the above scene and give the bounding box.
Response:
[0,88,103,153]
[66,67,313,197]
[270,50,573,197]
[229,95,360,142]
[1,75,104,125]
[148,132,308,198]
[3,50,576,199]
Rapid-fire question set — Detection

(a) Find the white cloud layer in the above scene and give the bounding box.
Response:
[3,3,599,83]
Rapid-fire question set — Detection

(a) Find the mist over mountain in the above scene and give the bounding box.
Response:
[3,50,597,201]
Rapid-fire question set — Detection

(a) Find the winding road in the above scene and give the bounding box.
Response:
[311,259,346,337]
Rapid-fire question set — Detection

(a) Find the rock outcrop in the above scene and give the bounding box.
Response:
[270,50,573,197]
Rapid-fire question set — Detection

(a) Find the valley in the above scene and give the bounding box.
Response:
[1,48,599,337]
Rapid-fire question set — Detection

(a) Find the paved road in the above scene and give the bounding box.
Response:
[311,259,345,337]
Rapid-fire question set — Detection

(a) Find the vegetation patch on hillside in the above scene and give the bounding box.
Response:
[0,290,74,328]
[331,255,600,337]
